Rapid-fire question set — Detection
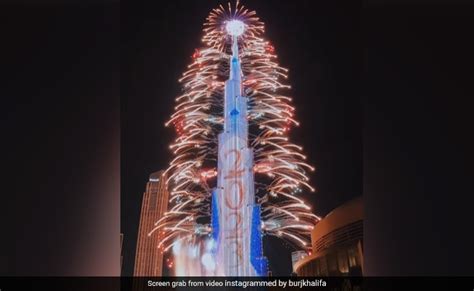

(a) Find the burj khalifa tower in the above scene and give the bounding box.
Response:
[211,20,268,277]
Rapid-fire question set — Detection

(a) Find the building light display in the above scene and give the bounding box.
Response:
[149,1,320,276]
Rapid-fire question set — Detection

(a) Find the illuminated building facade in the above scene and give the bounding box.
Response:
[134,171,169,276]
[152,3,319,278]
[294,197,363,276]
[211,21,267,277]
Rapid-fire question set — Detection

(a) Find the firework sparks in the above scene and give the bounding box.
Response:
[151,1,320,255]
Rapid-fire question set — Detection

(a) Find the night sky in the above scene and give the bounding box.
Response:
[122,0,362,276]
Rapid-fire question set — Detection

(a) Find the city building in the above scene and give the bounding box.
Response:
[152,4,316,278]
[134,171,169,277]
[211,20,267,276]
[294,196,363,276]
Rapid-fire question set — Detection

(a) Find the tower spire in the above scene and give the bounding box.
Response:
[232,35,239,58]
[226,20,244,82]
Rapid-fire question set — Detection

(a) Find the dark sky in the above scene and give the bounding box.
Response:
[122,0,362,276]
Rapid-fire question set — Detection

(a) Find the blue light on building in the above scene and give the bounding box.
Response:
[250,205,268,276]
[211,190,219,242]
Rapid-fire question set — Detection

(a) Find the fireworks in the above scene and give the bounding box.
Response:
[150,1,320,255]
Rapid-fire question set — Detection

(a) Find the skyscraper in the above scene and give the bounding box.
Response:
[212,20,267,277]
[152,3,318,277]
[134,171,169,277]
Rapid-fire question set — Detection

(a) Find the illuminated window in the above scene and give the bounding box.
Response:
[348,247,358,267]
[338,250,349,273]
